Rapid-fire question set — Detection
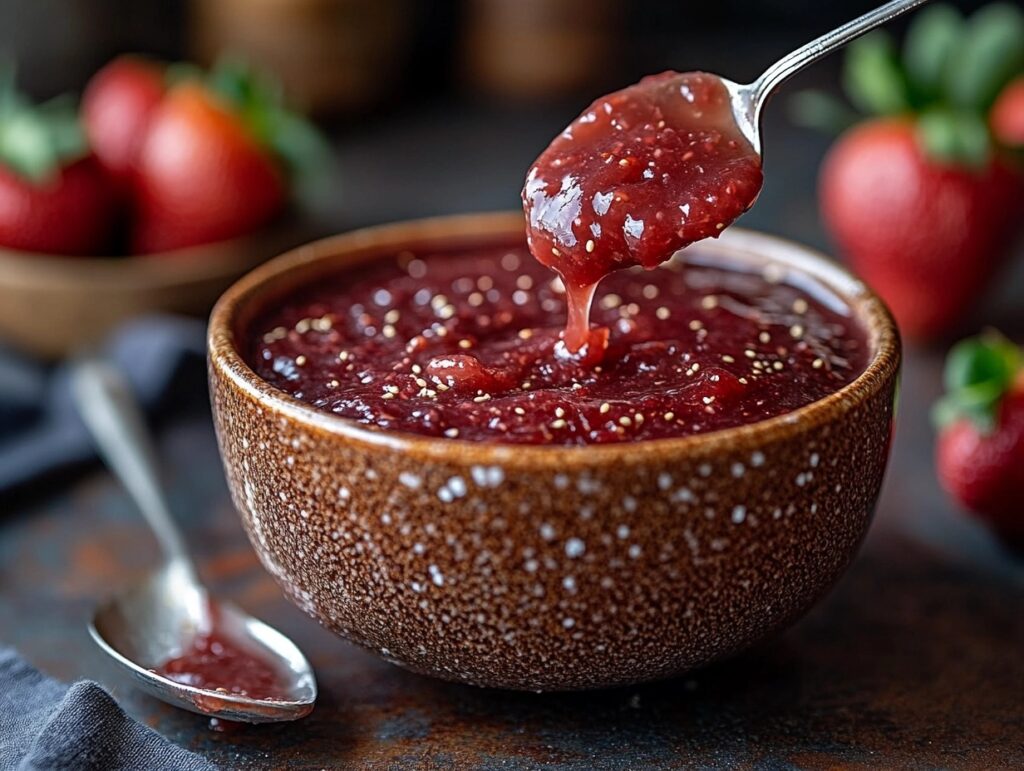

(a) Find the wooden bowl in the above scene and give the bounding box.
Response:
[208,212,901,691]
[0,219,306,359]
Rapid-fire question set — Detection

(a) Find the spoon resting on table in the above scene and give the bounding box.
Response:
[70,358,317,723]
[523,0,932,351]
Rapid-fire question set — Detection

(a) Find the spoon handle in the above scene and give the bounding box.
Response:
[71,358,197,578]
[751,0,932,112]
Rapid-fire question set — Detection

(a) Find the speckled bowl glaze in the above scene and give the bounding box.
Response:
[208,212,900,692]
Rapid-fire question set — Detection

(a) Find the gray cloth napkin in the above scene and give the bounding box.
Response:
[0,315,207,495]
[0,648,214,771]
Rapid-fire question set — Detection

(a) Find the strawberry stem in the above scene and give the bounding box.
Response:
[933,330,1023,431]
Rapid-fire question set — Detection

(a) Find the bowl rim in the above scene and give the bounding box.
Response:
[0,213,302,291]
[208,211,900,468]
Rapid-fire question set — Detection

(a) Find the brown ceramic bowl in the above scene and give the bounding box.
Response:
[208,212,900,692]
[0,217,306,359]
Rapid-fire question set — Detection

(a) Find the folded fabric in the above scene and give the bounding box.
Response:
[0,316,207,495]
[0,648,214,771]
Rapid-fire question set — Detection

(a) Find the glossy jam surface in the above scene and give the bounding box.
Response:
[154,630,292,701]
[523,71,763,294]
[246,245,867,445]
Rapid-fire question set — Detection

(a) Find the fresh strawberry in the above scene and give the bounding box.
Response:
[821,119,1021,339]
[131,58,326,254]
[991,75,1024,148]
[0,75,117,255]
[132,81,285,253]
[935,332,1024,551]
[81,55,165,182]
[794,3,1024,340]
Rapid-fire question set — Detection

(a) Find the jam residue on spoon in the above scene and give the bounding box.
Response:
[154,625,293,702]
[523,71,763,351]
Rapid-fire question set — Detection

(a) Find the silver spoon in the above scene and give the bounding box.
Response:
[724,0,932,156]
[70,358,317,723]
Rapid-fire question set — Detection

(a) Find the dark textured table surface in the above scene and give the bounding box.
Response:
[2,94,1023,769]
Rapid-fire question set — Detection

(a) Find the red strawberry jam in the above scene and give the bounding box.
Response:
[523,71,763,350]
[154,630,292,701]
[247,244,866,445]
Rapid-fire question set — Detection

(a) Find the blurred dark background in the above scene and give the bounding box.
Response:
[0,0,1005,255]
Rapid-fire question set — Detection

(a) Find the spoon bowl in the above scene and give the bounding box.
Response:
[89,562,317,723]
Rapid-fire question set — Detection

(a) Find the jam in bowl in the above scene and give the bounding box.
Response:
[208,212,899,691]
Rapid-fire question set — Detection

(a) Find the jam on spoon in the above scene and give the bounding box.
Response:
[523,71,763,352]
[154,626,293,702]
[528,69,761,352]
[524,0,933,351]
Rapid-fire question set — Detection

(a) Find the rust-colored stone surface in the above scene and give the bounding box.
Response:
[1,389,1022,768]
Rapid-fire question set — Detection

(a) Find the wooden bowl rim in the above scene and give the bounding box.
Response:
[208,211,901,468]
[0,223,291,291]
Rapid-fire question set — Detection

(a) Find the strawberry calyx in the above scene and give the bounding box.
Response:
[792,2,1024,168]
[169,56,329,189]
[933,330,1023,432]
[0,68,88,183]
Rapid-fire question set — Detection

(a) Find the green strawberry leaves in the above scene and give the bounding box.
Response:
[917,107,991,167]
[903,3,963,105]
[793,2,1024,169]
[843,32,909,116]
[786,90,861,134]
[206,56,331,194]
[0,67,87,183]
[946,3,1024,113]
[933,331,1023,431]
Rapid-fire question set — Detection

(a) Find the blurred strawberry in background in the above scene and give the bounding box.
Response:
[0,55,326,259]
[934,331,1024,551]
[88,55,326,254]
[131,76,287,253]
[82,55,165,184]
[795,3,1024,342]
[0,72,118,255]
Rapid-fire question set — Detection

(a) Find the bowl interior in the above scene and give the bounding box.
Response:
[210,211,899,464]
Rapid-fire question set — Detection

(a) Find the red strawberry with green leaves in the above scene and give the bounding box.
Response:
[82,55,166,184]
[821,119,1021,339]
[131,59,326,254]
[0,72,117,255]
[795,3,1024,341]
[935,332,1024,551]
